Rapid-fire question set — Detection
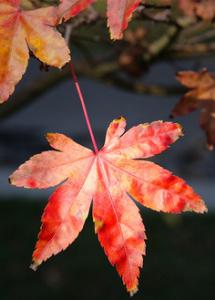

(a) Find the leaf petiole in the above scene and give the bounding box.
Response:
[69,62,99,154]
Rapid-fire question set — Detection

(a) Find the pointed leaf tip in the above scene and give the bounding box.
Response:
[129,287,138,297]
[57,0,141,40]
[30,261,39,271]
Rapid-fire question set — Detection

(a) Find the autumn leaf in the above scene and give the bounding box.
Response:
[0,0,70,103]
[58,0,96,20]
[179,0,215,21]
[172,69,215,150]
[9,117,207,294]
[58,0,142,39]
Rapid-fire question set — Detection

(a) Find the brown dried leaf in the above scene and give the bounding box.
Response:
[172,69,215,150]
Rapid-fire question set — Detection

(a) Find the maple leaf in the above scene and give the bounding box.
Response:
[179,0,215,21]
[171,69,215,150]
[9,117,207,294]
[58,0,142,39]
[58,0,96,20]
[0,0,70,103]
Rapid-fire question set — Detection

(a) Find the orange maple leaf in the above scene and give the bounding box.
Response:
[58,0,142,39]
[0,0,70,103]
[9,117,207,294]
[172,69,215,150]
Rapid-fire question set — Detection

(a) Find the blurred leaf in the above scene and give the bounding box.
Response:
[172,69,215,150]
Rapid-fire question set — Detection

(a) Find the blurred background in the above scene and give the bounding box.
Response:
[1,1,215,299]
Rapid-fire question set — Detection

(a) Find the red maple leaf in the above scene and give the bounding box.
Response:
[9,117,207,294]
[58,0,142,39]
